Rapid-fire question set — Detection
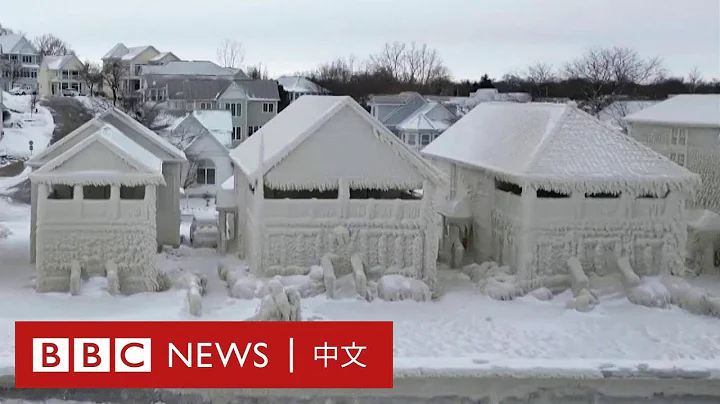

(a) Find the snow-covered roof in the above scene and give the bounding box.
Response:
[192,110,233,146]
[102,43,129,59]
[27,107,186,168]
[42,55,79,71]
[599,100,660,129]
[122,46,156,61]
[221,175,234,190]
[229,95,445,187]
[0,35,36,54]
[277,76,328,94]
[31,124,165,186]
[141,61,237,77]
[150,52,179,62]
[421,102,700,195]
[624,94,720,128]
[219,80,280,101]
[397,102,453,131]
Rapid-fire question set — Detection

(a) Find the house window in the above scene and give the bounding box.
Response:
[83,185,111,200]
[671,128,687,145]
[196,159,216,185]
[536,188,570,198]
[232,127,243,141]
[678,153,685,166]
[120,186,145,200]
[248,126,260,136]
[349,188,420,200]
[585,192,620,198]
[420,134,432,146]
[495,180,522,196]
[22,55,33,64]
[225,103,242,117]
[262,102,275,113]
[265,185,338,199]
[47,184,74,199]
[406,133,417,145]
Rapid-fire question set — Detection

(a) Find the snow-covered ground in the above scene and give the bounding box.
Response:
[73,95,111,117]
[1,168,720,380]
[1,92,55,160]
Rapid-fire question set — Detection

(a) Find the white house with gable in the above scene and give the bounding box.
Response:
[216,95,446,289]
[170,110,234,197]
[422,102,700,280]
[27,107,186,260]
[29,123,166,294]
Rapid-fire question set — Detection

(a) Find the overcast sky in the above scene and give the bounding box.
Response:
[3,0,719,81]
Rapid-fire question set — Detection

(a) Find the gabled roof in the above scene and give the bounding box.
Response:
[28,107,186,167]
[229,95,445,186]
[42,54,81,71]
[623,94,720,128]
[102,43,129,60]
[219,80,280,100]
[368,92,418,105]
[150,51,179,62]
[382,93,428,126]
[141,60,237,77]
[31,124,165,186]
[277,76,328,94]
[173,110,233,149]
[150,77,232,101]
[422,102,700,195]
[0,35,37,55]
[121,45,157,61]
[397,102,454,131]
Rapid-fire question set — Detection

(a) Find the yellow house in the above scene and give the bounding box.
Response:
[38,55,85,96]
[101,43,180,93]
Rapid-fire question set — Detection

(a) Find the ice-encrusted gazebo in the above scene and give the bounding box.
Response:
[30,124,166,294]
[423,102,701,279]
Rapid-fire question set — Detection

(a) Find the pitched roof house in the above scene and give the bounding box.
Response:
[170,110,234,197]
[101,43,180,92]
[29,121,172,294]
[27,107,186,262]
[37,54,85,96]
[422,102,699,279]
[368,92,459,152]
[218,95,445,290]
[0,34,40,91]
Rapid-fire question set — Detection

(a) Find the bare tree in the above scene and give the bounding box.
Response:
[29,91,38,115]
[1,58,23,89]
[246,62,270,79]
[0,23,17,35]
[526,62,556,98]
[79,60,103,96]
[102,60,124,105]
[33,34,74,57]
[563,47,665,115]
[686,66,704,93]
[118,93,169,131]
[216,38,245,69]
[369,41,407,82]
[369,41,450,86]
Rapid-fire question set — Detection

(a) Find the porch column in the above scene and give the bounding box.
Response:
[218,211,227,253]
[73,184,83,217]
[338,178,349,218]
[110,185,120,219]
[517,184,535,281]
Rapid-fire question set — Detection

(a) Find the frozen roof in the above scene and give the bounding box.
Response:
[150,52,178,62]
[192,110,233,146]
[141,61,237,77]
[624,94,720,128]
[31,123,165,186]
[220,79,280,101]
[0,35,34,54]
[277,76,328,94]
[151,77,233,101]
[422,102,700,195]
[229,95,445,185]
[43,55,78,70]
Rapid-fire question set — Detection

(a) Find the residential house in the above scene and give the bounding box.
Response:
[27,107,186,262]
[170,110,234,197]
[30,124,166,294]
[0,34,40,91]
[140,60,243,104]
[598,100,660,132]
[624,94,720,215]
[368,92,459,152]
[37,54,84,96]
[216,95,446,291]
[101,43,180,92]
[218,79,281,144]
[277,76,329,102]
[422,102,699,279]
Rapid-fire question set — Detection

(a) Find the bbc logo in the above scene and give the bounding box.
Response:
[32,338,152,373]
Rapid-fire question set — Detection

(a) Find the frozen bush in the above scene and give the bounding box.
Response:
[106,261,119,296]
[567,257,589,294]
[366,280,378,301]
[231,276,261,299]
[308,265,324,282]
[529,287,553,301]
[187,286,202,317]
[566,288,598,312]
[251,280,302,321]
[627,277,670,308]
[366,265,386,281]
[333,274,358,299]
[155,271,171,292]
[351,253,367,298]
[321,253,337,299]
[377,275,431,302]
[617,256,641,289]
[70,260,81,296]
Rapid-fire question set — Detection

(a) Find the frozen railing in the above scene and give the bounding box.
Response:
[263,199,423,222]
[40,200,150,223]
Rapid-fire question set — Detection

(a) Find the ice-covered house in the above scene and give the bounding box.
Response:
[29,123,166,293]
[170,110,233,197]
[218,95,446,288]
[422,102,700,280]
[27,107,186,261]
